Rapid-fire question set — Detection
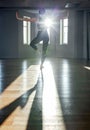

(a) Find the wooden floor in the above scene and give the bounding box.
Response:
[0,58,90,130]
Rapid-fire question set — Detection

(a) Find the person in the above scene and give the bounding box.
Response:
[16,9,49,69]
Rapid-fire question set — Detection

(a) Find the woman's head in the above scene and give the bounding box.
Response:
[39,8,45,14]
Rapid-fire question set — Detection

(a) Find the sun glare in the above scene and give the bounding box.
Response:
[44,18,53,28]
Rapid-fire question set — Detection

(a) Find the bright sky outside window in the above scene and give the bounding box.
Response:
[60,18,68,45]
[23,16,31,45]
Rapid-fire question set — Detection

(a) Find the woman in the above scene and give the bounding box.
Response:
[16,9,49,69]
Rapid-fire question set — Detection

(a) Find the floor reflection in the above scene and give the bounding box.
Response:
[42,61,66,130]
[1,58,90,130]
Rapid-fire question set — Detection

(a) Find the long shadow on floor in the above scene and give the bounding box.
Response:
[0,81,37,125]
[26,71,44,130]
[0,72,44,130]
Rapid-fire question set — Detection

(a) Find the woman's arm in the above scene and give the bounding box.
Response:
[16,12,37,22]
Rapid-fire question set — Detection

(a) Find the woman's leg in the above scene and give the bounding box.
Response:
[30,37,38,50]
[40,34,49,69]
[30,31,41,50]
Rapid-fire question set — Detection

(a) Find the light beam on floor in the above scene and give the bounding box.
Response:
[42,61,66,130]
[84,66,90,70]
[0,65,40,130]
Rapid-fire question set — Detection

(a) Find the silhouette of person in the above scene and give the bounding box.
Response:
[16,8,49,69]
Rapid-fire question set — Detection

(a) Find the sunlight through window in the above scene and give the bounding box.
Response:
[23,16,31,45]
[0,65,39,109]
[61,60,71,97]
[84,66,90,70]
[0,65,40,130]
[42,61,66,130]
[60,18,68,45]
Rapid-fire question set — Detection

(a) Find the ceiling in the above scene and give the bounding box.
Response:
[0,0,90,10]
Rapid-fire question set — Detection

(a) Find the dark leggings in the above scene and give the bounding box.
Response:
[30,30,49,65]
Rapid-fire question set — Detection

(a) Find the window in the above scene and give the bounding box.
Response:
[60,18,68,45]
[23,16,31,45]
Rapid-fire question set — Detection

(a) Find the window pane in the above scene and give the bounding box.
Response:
[23,21,27,26]
[63,27,68,44]
[60,19,63,45]
[23,16,31,45]
[23,27,27,44]
[64,19,68,26]
[28,22,30,44]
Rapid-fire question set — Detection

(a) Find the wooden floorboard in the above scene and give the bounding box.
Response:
[0,58,90,130]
